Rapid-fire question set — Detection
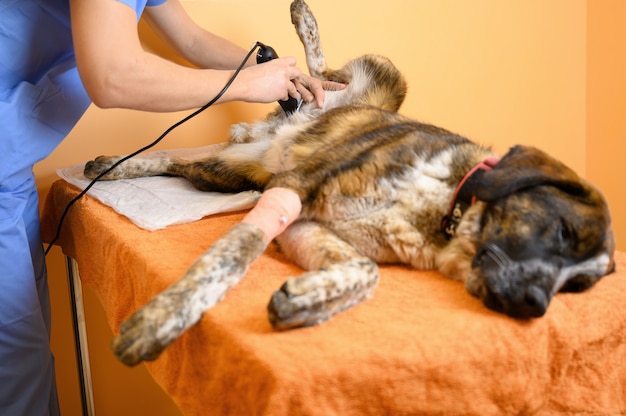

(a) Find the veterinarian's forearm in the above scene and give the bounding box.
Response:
[71,0,258,111]
[143,1,255,71]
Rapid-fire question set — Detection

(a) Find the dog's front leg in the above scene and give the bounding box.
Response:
[269,220,380,329]
[111,223,267,366]
[268,258,379,330]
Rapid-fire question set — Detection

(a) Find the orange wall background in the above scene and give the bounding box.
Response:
[586,0,626,254]
[33,1,624,415]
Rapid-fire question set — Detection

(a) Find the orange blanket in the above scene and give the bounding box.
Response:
[42,179,626,416]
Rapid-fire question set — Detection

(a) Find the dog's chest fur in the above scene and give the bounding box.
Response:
[262,105,495,269]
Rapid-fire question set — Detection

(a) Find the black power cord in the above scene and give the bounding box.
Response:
[44,41,263,256]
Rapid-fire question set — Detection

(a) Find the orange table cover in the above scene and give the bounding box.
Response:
[42,179,626,415]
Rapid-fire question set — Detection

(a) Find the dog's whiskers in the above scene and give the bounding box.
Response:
[484,243,513,269]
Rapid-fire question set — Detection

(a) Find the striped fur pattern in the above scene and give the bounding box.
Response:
[84,0,615,366]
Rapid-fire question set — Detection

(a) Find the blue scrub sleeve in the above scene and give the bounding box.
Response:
[116,0,168,19]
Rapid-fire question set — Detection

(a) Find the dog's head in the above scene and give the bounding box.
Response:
[460,145,615,318]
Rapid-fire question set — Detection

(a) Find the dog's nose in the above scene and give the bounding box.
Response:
[484,284,548,319]
[520,285,548,318]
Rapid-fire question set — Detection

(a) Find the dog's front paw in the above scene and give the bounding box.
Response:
[111,299,184,366]
[111,314,164,366]
[267,279,329,330]
[267,261,379,330]
[83,155,124,180]
[229,122,253,143]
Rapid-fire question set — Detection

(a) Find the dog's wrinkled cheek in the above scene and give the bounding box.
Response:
[467,259,508,315]
[465,269,513,316]
[471,244,499,274]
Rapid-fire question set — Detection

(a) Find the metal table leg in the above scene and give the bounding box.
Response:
[66,256,95,416]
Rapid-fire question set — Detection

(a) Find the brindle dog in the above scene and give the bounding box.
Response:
[85,0,615,366]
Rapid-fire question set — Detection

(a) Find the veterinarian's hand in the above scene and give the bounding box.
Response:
[240,56,345,107]
[238,57,304,103]
[294,75,346,108]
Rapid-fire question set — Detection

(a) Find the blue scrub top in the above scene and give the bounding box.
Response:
[0,0,165,188]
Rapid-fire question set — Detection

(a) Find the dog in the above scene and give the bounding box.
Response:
[84,0,615,366]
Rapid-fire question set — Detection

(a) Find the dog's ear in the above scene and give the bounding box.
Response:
[474,145,587,201]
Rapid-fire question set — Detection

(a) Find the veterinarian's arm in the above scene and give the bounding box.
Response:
[71,0,305,111]
[144,0,345,108]
[142,0,254,71]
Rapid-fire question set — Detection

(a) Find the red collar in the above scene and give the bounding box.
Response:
[441,157,500,238]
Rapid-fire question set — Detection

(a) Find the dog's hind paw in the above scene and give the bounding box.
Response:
[83,155,125,180]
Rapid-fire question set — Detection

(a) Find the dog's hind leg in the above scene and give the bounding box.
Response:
[83,155,183,181]
[83,141,273,193]
[290,0,328,79]
[269,220,380,329]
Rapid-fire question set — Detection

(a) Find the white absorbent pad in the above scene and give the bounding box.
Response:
[56,144,260,231]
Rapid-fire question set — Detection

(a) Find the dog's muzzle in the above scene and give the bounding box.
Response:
[473,243,550,319]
